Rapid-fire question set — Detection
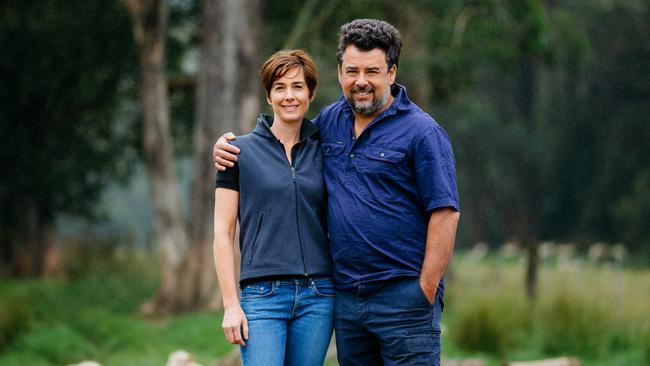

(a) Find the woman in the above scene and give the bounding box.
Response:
[213,50,333,366]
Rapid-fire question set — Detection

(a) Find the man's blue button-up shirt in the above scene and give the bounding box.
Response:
[314,84,459,295]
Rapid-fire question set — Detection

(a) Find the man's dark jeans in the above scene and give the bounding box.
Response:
[335,277,442,366]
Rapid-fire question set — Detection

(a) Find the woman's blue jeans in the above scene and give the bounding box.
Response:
[239,277,335,366]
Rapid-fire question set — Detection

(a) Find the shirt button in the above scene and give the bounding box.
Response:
[379,152,385,157]
[350,153,355,158]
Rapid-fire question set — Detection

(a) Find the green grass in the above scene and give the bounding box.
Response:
[1,251,648,365]
[441,253,650,365]
[0,255,234,366]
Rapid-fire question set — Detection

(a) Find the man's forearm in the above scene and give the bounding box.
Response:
[419,207,460,302]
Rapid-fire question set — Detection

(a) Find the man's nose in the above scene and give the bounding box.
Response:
[355,73,369,87]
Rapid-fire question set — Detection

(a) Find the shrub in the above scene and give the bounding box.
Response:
[536,290,610,358]
[450,300,509,357]
[12,323,95,364]
[0,292,32,348]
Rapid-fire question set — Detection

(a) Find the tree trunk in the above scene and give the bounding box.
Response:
[188,0,262,311]
[5,202,60,277]
[517,55,541,301]
[123,0,190,314]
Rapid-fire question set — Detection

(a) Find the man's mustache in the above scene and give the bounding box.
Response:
[351,85,374,93]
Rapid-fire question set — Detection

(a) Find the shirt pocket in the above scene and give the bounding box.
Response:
[359,147,407,201]
[321,143,345,157]
[361,146,406,177]
[364,146,406,164]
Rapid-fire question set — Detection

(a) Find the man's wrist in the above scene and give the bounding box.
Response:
[418,276,437,300]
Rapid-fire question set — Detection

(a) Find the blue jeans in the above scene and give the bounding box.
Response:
[239,277,335,366]
[335,277,442,366]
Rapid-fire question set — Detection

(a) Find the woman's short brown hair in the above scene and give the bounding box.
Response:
[260,49,318,98]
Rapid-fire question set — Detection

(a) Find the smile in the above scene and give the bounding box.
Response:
[281,105,300,110]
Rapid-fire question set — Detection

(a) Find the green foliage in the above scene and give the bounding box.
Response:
[0,0,138,271]
[536,290,610,357]
[430,0,650,251]
[0,292,33,348]
[451,301,509,356]
[13,323,95,365]
[0,253,230,365]
[443,253,650,365]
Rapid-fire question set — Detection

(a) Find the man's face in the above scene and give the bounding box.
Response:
[338,45,397,117]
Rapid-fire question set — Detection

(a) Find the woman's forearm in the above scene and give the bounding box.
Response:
[213,188,241,310]
[214,233,239,309]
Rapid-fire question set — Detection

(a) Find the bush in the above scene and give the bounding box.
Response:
[12,323,95,364]
[0,292,32,348]
[536,290,610,358]
[451,300,509,357]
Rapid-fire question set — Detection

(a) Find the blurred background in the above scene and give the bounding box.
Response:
[1,0,648,365]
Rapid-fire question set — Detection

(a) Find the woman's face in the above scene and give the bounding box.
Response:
[268,67,313,124]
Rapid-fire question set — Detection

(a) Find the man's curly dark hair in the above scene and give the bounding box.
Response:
[336,19,403,70]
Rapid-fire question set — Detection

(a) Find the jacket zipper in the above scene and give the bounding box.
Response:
[275,139,309,276]
[291,163,309,277]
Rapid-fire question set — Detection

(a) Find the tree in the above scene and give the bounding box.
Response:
[0,0,136,276]
[122,0,190,313]
[186,0,262,310]
[123,0,262,313]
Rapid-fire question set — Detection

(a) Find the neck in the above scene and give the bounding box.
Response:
[270,117,302,145]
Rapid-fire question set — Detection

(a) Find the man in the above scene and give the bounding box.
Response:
[213,19,460,366]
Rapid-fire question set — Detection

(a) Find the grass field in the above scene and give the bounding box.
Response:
[1,250,648,365]
[441,252,650,366]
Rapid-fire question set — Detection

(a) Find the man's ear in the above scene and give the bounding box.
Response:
[266,94,272,105]
[388,64,397,84]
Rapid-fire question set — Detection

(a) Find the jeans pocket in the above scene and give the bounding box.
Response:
[311,278,336,297]
[413,278,434,307]
[240,281,275,300]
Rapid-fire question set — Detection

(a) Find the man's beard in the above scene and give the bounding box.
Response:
[346,85,390,115]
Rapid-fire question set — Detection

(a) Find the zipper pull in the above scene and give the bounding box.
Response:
[291,166,296,181]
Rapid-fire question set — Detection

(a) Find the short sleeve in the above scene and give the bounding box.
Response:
[413,125,460,213]
[215,163,240,192]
